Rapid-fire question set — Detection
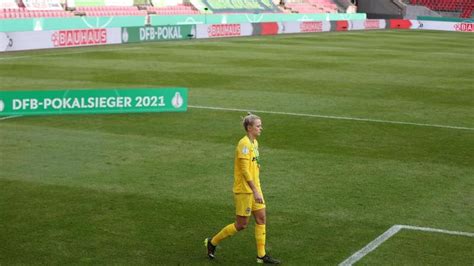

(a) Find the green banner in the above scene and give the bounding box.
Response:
[417,16,473,22]
[0,88,187,116]
[121,25,194,43]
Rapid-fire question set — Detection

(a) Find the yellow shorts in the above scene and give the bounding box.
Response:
[234,193,265,217]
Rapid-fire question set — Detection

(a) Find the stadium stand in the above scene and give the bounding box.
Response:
[285,0,338,13]
[0,7,74,18]
[75,6,147,17]
[409,0,473,18]
[146,3,200,15]
[189,0,284,14]
[0,0,336,18]
[0,0,78,19]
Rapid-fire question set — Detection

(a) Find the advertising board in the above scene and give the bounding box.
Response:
[0,28,121,52]
[196,23,254,38]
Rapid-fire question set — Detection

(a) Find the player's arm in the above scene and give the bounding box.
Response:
[239,158,264,203]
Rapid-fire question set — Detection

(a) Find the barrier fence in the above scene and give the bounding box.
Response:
[0,13,367,33]
[0,19,472,52]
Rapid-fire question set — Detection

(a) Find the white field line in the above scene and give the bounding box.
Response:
[1,105,473,132]
[399,224,474,237]
[0,115,21,121]
[339,225,402,266]
[188,105,474,131]
[339,224,474,266]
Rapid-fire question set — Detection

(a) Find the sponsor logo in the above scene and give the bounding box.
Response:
[122,28,129,43]
[364,20,380,29]
[51,29,107,47]
[245,207,251,214]
[454,22,473,32]
[139,27,183,41]
[0,32,14,51]
[300,21,323,32]
[207,24,241,37]
[417,20,424,29]
[0,100,4,112]
[171,92,183,108]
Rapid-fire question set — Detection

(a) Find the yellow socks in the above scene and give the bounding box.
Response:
[211,222,266,258]
[255,224,266,257]
[211,223,238,246]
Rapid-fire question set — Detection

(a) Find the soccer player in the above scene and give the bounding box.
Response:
[204,113,280,264]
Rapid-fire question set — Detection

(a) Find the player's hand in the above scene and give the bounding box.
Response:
[254,191,264,204]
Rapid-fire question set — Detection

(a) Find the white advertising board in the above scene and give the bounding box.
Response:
[0,28,122,52]
[418,20,473,32]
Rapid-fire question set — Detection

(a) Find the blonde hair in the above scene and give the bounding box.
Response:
[242,112,261,132]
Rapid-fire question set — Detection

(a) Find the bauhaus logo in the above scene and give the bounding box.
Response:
[207,24,241,37]
[364,20,381,29]
[454,23,473,32]
[300,22,323,32]
[51,29,107,47]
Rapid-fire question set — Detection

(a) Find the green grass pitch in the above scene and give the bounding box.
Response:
[0,30,473,264]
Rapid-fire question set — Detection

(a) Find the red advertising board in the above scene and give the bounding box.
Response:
[389,19,412,29]
[260,23,279,35]
[336,20,349,31]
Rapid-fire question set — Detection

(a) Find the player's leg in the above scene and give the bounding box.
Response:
[205,222,239,259]
[205,194,251,259]
[253,208,267,258]
[253,206,280,264]
[235,215,250,230]
[210,215,247,247]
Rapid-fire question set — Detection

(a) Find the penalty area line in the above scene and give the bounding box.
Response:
[339,224,474,266]
[188,105,474,131]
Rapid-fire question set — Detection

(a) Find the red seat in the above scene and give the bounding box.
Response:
[410,0,472,16]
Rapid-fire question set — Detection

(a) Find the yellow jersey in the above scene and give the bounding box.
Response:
[233,135,261,194]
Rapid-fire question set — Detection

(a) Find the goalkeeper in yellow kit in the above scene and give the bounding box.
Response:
[204,113,280,264]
